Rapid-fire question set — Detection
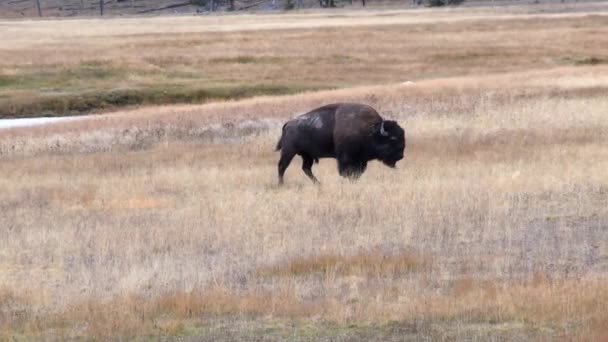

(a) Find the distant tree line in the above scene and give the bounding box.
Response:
[30,0,464,17]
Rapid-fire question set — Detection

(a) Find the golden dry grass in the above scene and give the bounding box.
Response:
[1,65,607,339]
[255,249,431,278]
[1,6,608,341]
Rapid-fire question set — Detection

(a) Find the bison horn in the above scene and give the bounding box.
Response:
[380,121,389,136]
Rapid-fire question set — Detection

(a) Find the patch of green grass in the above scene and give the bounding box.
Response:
[0,83,331,118]
[209,55,288,64]
[0,316,561,341]
[0,75,19,88]
[330,54,359,63]
[0,61,126,92]
[574,56,608,65]
[0,58,338,118]
[0,62,131,97]
[171,318,415,341]
[1,54,362,119]
[163,318,542,341]
[431,51,502,62]
[559,56,608,66]
[210,55,360,65]
[0,60,201,93]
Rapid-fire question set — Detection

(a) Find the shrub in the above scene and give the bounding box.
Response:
[426,0,465,6]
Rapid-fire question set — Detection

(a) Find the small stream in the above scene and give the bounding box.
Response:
[0,115,88,130]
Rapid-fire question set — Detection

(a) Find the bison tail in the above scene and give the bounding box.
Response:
[275,136,282,151]
[275,122,288,151]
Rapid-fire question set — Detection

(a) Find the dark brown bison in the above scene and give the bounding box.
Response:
[275,102,406,185]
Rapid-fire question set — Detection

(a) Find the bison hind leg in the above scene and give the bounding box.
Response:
[302,155,320,184]
[278,149,296,185]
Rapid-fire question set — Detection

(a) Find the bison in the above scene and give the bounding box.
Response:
[275,102,406,185]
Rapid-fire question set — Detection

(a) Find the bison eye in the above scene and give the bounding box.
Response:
[390,136,398,141]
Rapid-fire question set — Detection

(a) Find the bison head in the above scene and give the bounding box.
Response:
[372,120,405,168]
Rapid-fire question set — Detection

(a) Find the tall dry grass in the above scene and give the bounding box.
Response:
[1,66,607,339]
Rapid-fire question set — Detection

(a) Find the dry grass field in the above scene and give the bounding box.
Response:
[1,5,608,341]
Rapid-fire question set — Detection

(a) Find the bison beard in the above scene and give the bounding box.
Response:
[275,103,406,185]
